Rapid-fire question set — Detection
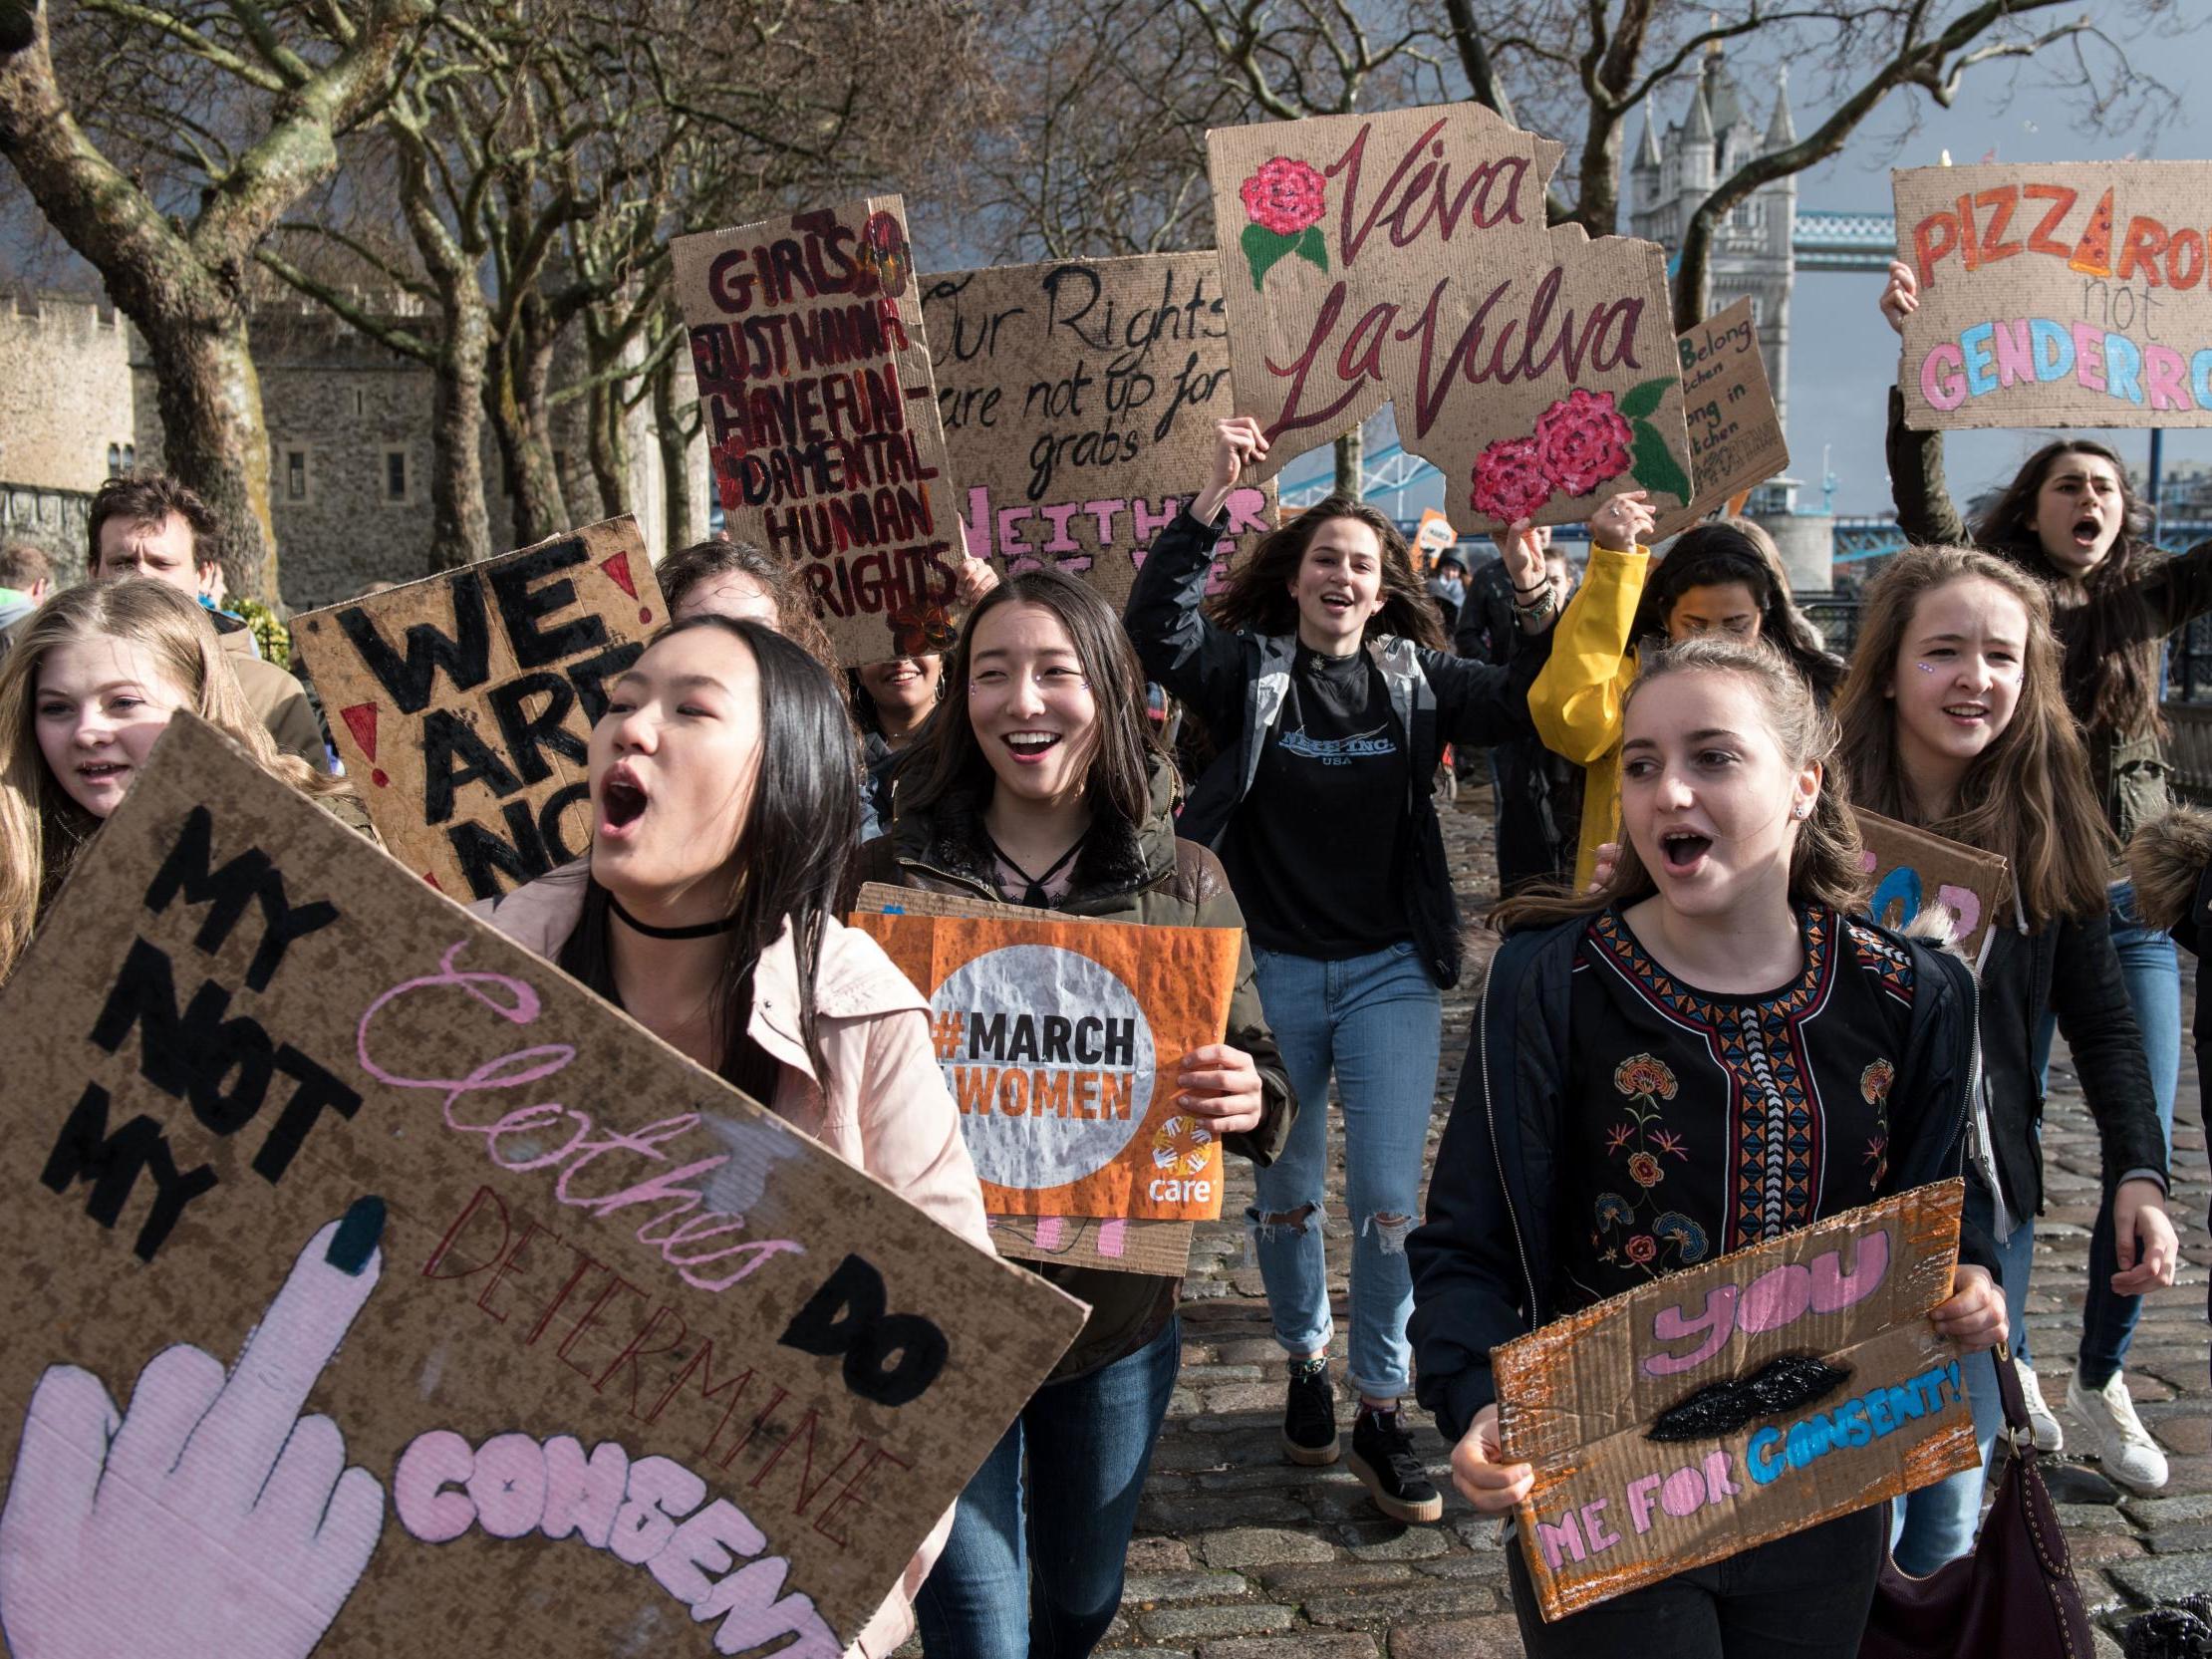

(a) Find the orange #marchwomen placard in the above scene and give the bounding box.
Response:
[855,913,1242,1222]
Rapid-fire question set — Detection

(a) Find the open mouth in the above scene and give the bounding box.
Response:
[77,760,130,785]
[1319,592,1355,614]
[1658,830,1713,875]
[1002,730,1062,764]
[2073,515,2103,548]
[1942,702,1990,725]
[599,766,649,837]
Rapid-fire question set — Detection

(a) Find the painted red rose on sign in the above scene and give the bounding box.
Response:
[888,598,957,658]
[1241,157,1327,236]
[1533,388,1634,497]
[1469,435,1552,522]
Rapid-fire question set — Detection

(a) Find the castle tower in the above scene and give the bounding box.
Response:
[1629,49,1798,500]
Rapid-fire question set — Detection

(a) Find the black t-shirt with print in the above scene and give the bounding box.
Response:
[1554,903,1914,1314]
[1226,644,1412,959]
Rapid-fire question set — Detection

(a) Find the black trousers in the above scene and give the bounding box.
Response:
[1507,1503,1887,1659]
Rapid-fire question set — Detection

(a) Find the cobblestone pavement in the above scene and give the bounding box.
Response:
[1097,778,2212,1659]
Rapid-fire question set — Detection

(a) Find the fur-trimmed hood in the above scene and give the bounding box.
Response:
[2127,806,2212,934]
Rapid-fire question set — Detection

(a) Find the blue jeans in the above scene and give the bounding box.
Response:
[1890,1178,2036,1574]
[916,1319,1180,1659]
[2079,881,2180,1386]
[1247,942,1443,1400]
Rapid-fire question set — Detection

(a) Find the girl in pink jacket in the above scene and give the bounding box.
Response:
[472,612,995,1657]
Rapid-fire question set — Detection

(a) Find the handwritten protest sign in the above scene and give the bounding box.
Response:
[1495,1182,1975,1620]
[293,516,661,902]
[922,254,1276,607]
[1894,161,2212,429]
[1854,807,2012,970]
[850,882,1195,1274]
[1650,299,1790,541]
[0,715,1086,1656]
[673,196,963,665]
[1208,101,1692,532]
[854,912,1240,1228]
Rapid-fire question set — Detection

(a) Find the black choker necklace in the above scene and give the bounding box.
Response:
[609,893,739,940]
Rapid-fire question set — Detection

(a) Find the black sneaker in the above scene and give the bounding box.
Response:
[1281,1358,1339,1466]
[1348,1403,1444,1522]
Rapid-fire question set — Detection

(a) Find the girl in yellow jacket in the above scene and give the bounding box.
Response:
[1530,496,1844,889]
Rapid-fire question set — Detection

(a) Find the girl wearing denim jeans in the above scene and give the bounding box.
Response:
[853,569,1293,1657]
[1833,547,2175,1572]
[1412,636,2009,1657]
[1883,262,2212,1487]
[1124,417,1558,1522]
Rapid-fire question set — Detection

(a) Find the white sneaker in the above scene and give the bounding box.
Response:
[2067,1370,2168,1491]
[2014,1361,2063,1453]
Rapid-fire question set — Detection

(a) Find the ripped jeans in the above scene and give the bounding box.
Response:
[1247,941,1443,1401]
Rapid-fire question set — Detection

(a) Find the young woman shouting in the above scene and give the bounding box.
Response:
[1412,636,2004,1657]
[1124,415,1557,1523]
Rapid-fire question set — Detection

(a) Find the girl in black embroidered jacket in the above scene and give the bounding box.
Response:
[1409,637,2006,1659]
[1836,546,2176,1549]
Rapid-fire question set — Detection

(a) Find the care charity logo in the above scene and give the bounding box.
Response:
[1148,1115,1217,1205]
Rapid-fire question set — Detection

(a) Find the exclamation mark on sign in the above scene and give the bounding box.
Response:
[340,703,388,788]
[601,551,651,624]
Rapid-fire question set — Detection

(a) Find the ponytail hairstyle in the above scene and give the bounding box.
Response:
[1207,495,1448,650]
[0,579,357,984]
[554,615,858,1094]
[1494,635,1869,932]
[1632,524,1844,702]
[1971,438,2163,742]
[1834,545,2114,927]
[896,567,1169,832]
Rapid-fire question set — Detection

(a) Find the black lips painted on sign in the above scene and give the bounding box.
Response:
[1645,1354,1853,1444]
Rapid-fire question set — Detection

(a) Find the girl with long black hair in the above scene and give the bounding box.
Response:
[472,614,988,1657]
[854,567,1292,1657]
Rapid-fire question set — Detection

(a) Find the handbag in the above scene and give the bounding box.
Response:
[1859,1345,2095,1658]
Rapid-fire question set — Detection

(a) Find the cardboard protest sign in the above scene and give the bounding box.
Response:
[1495,1182,1976,1621]
[293,516,661,902]
[1413,507,1456,563]
[849,883,1194,1274]
[1650,299,1790,541]
[852,879,1071,923]
[673,196,964,665]
[1894,161,2212,429]
[922,254,1276,607]
[853,912,1240,1227]
[0,714,1086,1656]
[1853,807,2012,970]
[1208,101,1693,531]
